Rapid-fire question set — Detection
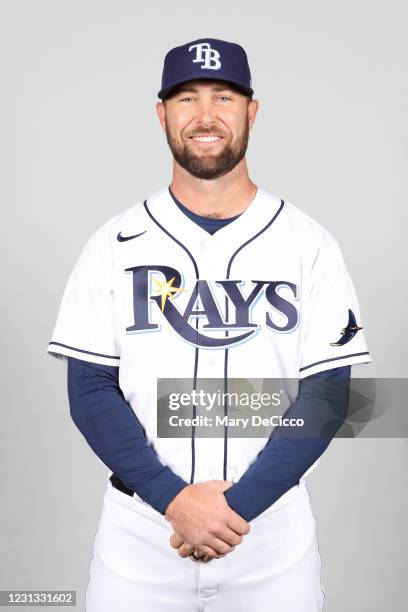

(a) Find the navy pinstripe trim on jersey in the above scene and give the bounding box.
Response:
[226,199,285,277]
[223,199,285,480]
[143,200,199,278]
[223,346,229,481]
[48,342,120,361]
[143,198,200,484]
[300,351,371,372]
[190,326,200,484]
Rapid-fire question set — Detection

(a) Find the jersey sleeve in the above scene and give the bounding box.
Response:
[46,228,121,367]
[299,233,372,378]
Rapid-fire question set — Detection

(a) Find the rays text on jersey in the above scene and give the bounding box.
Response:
[124,264,299,349]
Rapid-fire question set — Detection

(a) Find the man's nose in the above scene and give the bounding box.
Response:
[194,100,217,126]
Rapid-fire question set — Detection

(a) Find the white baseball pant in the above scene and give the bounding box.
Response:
[85,480,325,611]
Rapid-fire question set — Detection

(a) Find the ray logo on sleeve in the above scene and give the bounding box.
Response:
[330,309,363,346]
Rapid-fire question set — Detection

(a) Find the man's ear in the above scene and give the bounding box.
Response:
[156,101,166,132]
[248,99,259,130]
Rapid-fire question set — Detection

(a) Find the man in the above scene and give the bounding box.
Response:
[47,38,371,611]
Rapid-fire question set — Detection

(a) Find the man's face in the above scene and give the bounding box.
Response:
[156,80,259,180]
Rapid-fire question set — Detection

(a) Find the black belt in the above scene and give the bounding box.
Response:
[109,473,134,497]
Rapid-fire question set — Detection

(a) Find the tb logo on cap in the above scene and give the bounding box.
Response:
[188,42,221,70]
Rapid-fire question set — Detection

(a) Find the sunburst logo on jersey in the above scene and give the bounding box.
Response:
[152,276,187,312]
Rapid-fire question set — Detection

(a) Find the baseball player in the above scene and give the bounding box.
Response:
[47,38,372,611]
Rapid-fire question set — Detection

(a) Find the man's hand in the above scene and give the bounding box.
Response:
[169,531,214,562]
[165,480,250,560]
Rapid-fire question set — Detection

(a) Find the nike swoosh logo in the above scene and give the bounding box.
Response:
[117,230,147,242]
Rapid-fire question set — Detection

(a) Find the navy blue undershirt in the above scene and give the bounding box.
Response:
[66,190,351,521]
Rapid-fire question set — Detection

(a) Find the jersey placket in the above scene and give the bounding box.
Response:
[193,238,232,484]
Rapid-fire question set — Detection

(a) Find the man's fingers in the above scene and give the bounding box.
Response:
[169,532,184,549]
[204,536,236,555]
[177,543,195,558]
[185,539,232,558]
[170,526,241,557]
[212,525,244,547]
[196,544,225,559]
[189,549,206,561]
[226,510,251,536]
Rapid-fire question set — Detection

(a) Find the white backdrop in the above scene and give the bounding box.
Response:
[1,1,407,610]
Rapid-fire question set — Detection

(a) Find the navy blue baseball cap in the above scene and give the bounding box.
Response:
[158,38,254,100]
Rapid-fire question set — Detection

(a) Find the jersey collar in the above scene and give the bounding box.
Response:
[144,186,284,257]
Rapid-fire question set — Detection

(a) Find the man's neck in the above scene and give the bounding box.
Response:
[169,159,258,219]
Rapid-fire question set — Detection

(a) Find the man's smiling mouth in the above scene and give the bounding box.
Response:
[189,135,224,142]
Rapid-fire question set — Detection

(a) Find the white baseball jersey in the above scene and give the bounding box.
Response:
[47,186,371,611]
[47,186,371,489]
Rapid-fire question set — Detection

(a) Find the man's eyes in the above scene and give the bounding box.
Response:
[178,95,232,102]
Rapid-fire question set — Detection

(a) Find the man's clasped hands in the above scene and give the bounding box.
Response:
[164,480,250,563]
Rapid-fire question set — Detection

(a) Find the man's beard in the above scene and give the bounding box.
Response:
[165,120,249,180]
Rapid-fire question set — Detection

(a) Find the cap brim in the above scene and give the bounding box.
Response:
[158,75,253,100]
